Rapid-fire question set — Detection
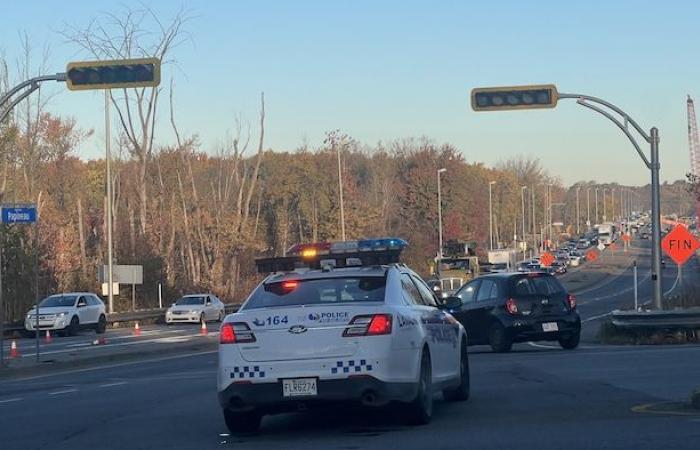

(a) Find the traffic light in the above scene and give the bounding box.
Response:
[471,84,558,111]
[66,58,161,91]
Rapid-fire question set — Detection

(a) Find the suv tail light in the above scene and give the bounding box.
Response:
[220,322,256,344]
[505,298,519,315]
[343,314,392,337]
[567,294,577,310]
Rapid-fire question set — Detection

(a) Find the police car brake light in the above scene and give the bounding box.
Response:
[343,314,392,337]
[220,322,256,344]
[282,280,299,290]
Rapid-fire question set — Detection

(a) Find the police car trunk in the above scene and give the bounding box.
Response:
[218,239,413,411]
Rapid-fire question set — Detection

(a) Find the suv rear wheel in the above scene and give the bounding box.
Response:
[223,408,261,434]
[558,330,580,350]
[488,323,512,353]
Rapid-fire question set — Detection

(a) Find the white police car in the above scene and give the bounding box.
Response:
[218,238,470,434]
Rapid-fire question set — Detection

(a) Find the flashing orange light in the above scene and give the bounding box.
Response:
[301,248,317,258]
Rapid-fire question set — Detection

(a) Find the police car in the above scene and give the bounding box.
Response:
[217,238,470,433]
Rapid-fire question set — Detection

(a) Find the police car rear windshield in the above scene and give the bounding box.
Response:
[244,277,386,310]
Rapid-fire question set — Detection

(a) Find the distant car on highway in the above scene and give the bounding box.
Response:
[551,260,568,274]
[25,293,107,336]
[444,272,580,352]
[217,238,470,433]
[165,294,225,324]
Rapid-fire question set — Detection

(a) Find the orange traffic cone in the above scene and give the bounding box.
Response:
[45,329,53,344]
[200,320,208,336]
[133,322,141,336]
[10,340,19,358]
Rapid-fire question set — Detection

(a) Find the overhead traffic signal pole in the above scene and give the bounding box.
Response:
[471,85,663,309]
[1,58,161,316]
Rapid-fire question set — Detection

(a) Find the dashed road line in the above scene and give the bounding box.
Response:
[0,397,23,404]
[99,381,127,388]
[48,388,78,396]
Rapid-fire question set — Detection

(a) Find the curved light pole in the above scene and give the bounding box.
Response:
[471,85,663,309]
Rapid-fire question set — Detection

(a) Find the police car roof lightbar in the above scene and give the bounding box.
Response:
[256,238,408,274]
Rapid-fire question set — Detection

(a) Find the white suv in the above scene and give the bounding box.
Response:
[25,293,107,336]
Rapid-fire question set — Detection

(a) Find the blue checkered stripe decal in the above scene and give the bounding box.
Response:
[331,359,373,375]
[230,366,266,379]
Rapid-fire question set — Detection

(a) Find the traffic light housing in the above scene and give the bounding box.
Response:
[471,84,558,111]
[66,58,161,91]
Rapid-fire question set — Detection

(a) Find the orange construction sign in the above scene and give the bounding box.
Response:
[662,225,700,265]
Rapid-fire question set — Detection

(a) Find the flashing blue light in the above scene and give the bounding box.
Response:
[357,238,408,252]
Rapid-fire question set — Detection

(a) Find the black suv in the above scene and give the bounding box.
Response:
[444,272,580,352]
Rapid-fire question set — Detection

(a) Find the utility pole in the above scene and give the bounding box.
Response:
[336,138,346,241]
[611,187,616,222]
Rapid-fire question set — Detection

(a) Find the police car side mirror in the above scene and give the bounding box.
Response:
[444,296,462,310]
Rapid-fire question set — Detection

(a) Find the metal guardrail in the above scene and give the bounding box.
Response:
[610,308,700,329]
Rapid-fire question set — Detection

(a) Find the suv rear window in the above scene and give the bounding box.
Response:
[509,274,566,296]
[244,277,386,310]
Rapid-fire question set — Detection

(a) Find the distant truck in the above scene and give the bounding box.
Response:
[596,223,616,246]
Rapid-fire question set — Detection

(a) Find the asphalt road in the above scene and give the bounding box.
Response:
[1,242,699,449]
[1,342,699,449]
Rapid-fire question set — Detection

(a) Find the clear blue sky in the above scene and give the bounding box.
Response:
[2,0,698,185]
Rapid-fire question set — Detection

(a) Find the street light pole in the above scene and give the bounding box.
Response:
[576,187,580,235]
[595,188,599,224]
[611,187,616,222]
[586,188,591,229]
[437,168,447,259]
[489,181,496,250]
[105,90,115,314]
[531,185,536,255]
[521,186,527,260]
[603,188,607,221]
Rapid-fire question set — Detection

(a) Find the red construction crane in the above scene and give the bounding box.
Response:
[688,95,700,219]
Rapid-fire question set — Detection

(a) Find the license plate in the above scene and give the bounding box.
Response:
[542,322,559,332]
[282,378,317,397]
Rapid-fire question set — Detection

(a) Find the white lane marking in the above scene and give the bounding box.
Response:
[8,350,218,382]
[0,397,23,404]
[527,342,558,349]
[19,332,219,358]
[99,381,127,388]
[48,388,78,396]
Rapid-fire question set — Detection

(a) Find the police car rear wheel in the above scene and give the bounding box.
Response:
[223,408,261,434]
[404,350,432,425]
[443,339,470,402]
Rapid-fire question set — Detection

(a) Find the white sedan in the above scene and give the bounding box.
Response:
[25,293,107,336]
[217,239,470,434]
[166,294,225,324]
